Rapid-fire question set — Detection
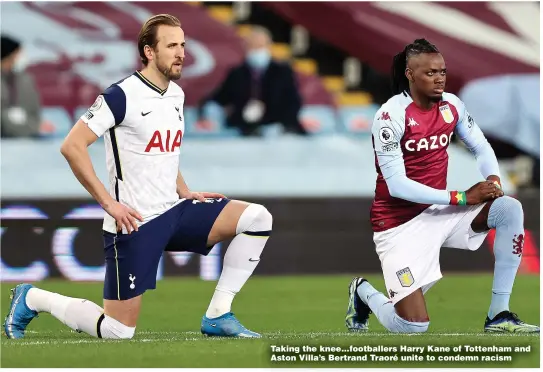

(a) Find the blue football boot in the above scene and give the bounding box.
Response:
[3,284,38,339]
[201,312,261,338]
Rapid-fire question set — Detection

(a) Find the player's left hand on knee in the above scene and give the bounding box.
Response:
[489,181,504,199]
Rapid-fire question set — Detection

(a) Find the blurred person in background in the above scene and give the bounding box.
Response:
[0,35,55,138]
[197,26,307,137]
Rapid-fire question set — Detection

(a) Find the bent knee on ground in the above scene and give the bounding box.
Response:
[99,314,136,339]
[386,314,430,334]
[396,319,430,333]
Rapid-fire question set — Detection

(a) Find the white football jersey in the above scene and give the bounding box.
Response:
[81,71,185,234]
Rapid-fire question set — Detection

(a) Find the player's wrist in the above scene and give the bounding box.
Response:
[449,191,467,206]
[99,195,118,210]
[177,189,191,199]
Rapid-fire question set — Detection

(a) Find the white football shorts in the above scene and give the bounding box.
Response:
[373,203,489,305]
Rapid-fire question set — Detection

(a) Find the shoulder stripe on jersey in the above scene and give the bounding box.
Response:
[109,127,123,181]
[102,85,126,126]
[134,71,167,96]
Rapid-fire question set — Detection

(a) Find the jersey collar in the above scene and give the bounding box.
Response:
[134,71,168,96]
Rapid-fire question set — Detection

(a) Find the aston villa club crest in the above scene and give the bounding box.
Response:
[439,104,454,124]
[396,267,414,287]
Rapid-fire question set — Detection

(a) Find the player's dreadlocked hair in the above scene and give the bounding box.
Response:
[391,39,440,95]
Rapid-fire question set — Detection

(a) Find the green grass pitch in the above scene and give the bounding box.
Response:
[1,274,540,368]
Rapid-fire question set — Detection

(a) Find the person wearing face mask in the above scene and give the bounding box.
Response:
[197,26,307,137]
[1,35,54,138]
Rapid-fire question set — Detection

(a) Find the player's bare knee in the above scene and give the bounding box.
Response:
[103,297,141,328]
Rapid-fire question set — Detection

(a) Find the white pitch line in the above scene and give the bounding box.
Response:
[2,332,537,346]
[3,337,182,346]
[21,330,538,337]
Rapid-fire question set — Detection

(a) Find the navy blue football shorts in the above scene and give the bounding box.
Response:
[102,198,230,300]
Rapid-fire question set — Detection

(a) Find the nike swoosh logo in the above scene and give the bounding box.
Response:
[141,111,152,116]
[14,292,23,305]
[210,324,217,327]
[249,258,260,262]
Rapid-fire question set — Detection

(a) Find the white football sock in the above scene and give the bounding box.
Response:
[205,204,272,319]
[357,281,429,333]
[26,288,103,337]
[26,288,135,339]
[487,196,524,320]
[98,315,136,339]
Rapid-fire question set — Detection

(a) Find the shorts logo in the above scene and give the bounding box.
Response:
[439,104,454,124]
[192,198,222,204]
[396,267,414,287]
[379,127,394,144]
[129,274,136,290]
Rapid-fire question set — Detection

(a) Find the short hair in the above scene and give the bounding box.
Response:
[138,14,181,66]
[391,38,440,95]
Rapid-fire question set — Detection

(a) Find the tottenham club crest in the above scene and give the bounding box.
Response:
[379,127,394,144]
[129,274,136,290]
[396,267,414,287]
[439,104,454,124]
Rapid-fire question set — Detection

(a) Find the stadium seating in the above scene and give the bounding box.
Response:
[337,104,380,136]
[1,1,384,139]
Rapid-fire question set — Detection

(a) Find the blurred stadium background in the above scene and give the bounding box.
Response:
[1,1,539,288]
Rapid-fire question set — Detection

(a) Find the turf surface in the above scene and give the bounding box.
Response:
[1,274,540,368]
